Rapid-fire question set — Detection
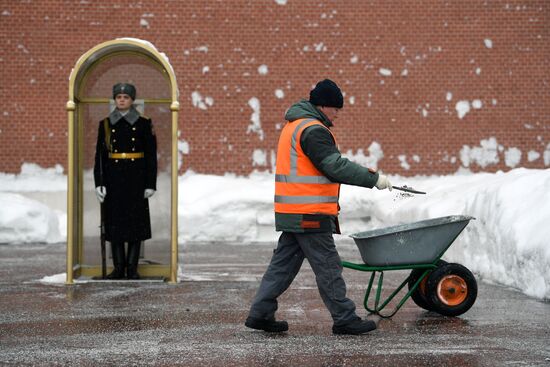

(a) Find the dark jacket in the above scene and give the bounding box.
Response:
[275,100,379,233]
[94,114,157,242]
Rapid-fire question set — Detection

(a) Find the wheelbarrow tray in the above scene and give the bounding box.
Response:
[350,215,474,267]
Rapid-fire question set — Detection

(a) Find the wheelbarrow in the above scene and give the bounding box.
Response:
[342,215,477,318]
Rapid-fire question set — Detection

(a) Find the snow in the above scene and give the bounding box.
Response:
[246,97,264,140]
[177,139,190,170]
[528,150,540,162]
[343,142,384,171]
[40,273,67,284]
[257,65,268,75]
[455,100,471,119]
[484,39,493,48]
[140,19,149,28]
[460,137,499,168]
[2,166,550,300]
[178,140,189,155]
[379,68,392,76]
[398,155,410,170]
[275,89,285,99]
[0,163,66,191]
[191,91,213,110]
[0,192,63,244]
[252,149,267,166]
[17,44,30,54]
[314,42,326,52]
[504,147,522,168]
[472,99,483,109]
[544,143,550,166]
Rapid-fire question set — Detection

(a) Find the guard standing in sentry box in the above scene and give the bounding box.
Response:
[94,83,158,280]
[245,79,393,335]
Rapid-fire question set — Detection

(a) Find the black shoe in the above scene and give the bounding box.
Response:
[332,318,377,335]
[245,317,288,332]
[126,268,140,280]
[106,268,126,280]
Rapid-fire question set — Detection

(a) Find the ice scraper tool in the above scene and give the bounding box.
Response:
[392,186,426,194]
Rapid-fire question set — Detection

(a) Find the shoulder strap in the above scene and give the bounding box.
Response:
[103,118,111,152]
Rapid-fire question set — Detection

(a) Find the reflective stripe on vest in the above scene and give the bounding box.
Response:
[274,118,340,215]
[275,195,339,203]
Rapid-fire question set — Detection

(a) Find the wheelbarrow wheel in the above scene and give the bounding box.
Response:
[426,263,477,317]
[408,260,447,311]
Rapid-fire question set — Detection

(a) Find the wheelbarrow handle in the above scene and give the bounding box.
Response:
[392,186,426,195]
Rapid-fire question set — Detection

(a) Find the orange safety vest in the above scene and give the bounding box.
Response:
[274,118,340,215]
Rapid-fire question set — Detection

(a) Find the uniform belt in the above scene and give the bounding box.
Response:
[108,152,144,159]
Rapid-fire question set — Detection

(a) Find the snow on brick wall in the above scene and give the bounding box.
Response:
[0,1,549,176]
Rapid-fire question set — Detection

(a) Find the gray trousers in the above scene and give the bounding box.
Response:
[248,231,358,326]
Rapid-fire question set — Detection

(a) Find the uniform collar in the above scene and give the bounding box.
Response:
[109,106,140,125]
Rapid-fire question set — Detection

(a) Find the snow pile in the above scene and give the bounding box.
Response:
[175,168,550,299]
[1,165,549,299]
[178,172,274,243]
[0,193,63,244]
[40,273,67,284]
[0,163,66,191]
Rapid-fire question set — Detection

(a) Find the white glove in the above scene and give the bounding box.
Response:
[144,189,156,199]
[375,175,393,191]
[95,186,107,203]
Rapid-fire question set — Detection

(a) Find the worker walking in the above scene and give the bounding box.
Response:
[245,79,392,334]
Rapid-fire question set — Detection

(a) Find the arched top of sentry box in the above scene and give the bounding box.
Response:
[67,38,179,109]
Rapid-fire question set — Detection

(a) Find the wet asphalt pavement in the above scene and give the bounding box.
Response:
[1,241,549,366]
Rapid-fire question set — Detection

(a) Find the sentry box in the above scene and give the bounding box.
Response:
[66,39,180,284]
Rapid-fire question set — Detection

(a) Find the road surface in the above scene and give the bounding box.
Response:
[1,242,549,366]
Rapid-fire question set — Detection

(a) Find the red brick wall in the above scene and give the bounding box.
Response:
[1,0,549,176]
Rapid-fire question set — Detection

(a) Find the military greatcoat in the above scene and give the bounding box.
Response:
[93,109,157,242]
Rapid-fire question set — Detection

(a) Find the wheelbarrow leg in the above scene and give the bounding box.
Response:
[363,271,377,314]
[363,271,388,315]
[363,271,428,318]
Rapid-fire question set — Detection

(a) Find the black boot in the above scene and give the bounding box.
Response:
[332,317,377,335]
[106,242,126,279]
[245,317,289,332]
[126,241,141,280]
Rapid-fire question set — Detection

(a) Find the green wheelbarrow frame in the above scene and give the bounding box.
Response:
[342,261,437,318]
[342,215,475,318]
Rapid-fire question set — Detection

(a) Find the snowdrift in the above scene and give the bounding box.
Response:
[1,164,548,299]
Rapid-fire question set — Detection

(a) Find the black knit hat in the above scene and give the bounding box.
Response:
[309,79,344,108]
[112,83,136,100]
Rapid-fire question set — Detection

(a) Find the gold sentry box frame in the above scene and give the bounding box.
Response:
[66,39,180,284]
